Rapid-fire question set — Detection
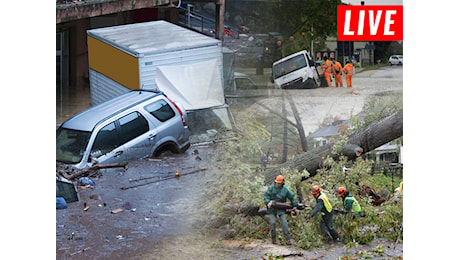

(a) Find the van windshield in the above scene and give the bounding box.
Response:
[273,54,308,79]
[56,128,91,164]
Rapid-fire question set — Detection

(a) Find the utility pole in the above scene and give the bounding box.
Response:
[215,0,225,40]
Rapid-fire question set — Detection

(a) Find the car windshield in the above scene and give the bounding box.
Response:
[273,54,308,79]
[56,128,91,164]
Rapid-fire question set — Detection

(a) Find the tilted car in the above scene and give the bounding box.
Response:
[388,55,403,65]
[56,90,190,169]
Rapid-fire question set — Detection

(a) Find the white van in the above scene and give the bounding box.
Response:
[272,50,321,89]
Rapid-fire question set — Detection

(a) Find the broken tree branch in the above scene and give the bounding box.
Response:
[253,99,297,128]
[120,168,207,190]
[286,93,308,152]
[67,162,128,180]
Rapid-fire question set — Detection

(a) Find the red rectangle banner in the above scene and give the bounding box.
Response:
[337,5,403,41]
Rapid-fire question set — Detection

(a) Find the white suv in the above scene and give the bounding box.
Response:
[56,90,190,169]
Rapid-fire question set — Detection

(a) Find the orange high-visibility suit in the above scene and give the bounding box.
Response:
[333,61,343,87]
[321,59,332,87]
[343,63,354,87]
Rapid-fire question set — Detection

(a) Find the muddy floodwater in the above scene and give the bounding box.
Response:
[56,146,214,259]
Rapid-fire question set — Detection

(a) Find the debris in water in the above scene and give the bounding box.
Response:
[122,202,132,210]
[90,194,101,200]
[111,208,124,214]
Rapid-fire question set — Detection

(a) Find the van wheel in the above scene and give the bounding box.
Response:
[319,76,328,87]
[305,78,317,89]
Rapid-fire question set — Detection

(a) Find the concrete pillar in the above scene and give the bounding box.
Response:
[72,19,90,92]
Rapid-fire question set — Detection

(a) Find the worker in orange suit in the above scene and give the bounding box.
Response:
[332,58,343,87]
[321,56,333,88]
[343,60,354,88]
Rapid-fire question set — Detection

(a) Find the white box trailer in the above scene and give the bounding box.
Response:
[87,20,234,139]
[87,20,224,105]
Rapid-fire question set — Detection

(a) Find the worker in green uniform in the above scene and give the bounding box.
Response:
[337,187,364,217]
[264,175,298,245]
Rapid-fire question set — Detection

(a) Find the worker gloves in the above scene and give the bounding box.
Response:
[267,200,274,208]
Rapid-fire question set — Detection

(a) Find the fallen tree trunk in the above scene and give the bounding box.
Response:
[223,204,264,216]
[223,203,360,219]
[222,202,308,217]
[264,109,403,185]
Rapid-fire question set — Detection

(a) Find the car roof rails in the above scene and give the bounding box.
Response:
[131,89,162,94]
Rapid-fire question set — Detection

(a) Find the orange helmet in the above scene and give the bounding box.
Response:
[311,185,321,195]
[337,187,346,197]
[275,175,285,183]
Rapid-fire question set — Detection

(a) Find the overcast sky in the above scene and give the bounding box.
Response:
[342,0,403,5]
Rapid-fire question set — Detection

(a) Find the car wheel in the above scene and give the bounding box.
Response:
[305,78,317,89]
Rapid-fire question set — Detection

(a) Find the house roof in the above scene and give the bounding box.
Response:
[375,143,399,152]
[309,112,365,139]
[310,125,339,138]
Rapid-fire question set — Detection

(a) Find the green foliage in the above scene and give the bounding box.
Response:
[279,167,310,192]
[362,93,403,128]
[372,243,385,256]
[339,244,388,260]
[205,105,402,253]
[265,0,342,55]
[317,156,372,195]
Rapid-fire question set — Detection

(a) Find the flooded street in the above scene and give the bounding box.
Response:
[56,146,215,259]
[56,65,403,259]
[56,86,91,127]
[246,65,403,134]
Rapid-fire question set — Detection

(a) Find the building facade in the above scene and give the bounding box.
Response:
[56,0,225,123]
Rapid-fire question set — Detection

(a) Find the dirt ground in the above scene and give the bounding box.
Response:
[56,66,403,259]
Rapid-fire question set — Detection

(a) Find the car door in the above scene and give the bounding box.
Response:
[90,121,127,165]
[116,111,156,161]
[143,99,182,147]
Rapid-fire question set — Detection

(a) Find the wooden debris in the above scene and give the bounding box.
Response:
[70,247,91,256]
[359,185,386,206]
[120,168,207,190]
[111,208,124,214]
[66,162,128,180]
